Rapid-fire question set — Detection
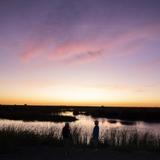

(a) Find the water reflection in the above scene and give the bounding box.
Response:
[0,111,160,140]
[59,111,74,116]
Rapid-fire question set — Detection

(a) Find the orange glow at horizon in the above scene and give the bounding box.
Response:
[1,84,160,107]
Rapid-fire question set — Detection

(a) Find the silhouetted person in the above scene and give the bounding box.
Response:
[62,122,71,156]
[92,120,99,148]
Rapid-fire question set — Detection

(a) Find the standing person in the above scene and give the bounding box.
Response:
[62,122,71,157]
[92,120,99,148]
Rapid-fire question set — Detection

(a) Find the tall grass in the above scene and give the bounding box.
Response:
[0,127,160,153]
[0,127,62,153]
[102,128,160,151]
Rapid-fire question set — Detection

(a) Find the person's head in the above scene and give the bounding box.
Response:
[65,122,69,128]
[94,120,99,126]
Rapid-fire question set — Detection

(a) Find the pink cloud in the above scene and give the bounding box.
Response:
[106,23,160,54]
[20,47,42,62]
[20,37,48,63]
[48,40,104,61]
[20,23,160,64]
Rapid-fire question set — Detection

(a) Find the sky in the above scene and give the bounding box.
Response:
[0,0,160,107]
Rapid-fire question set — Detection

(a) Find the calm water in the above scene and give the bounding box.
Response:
[0,111,160,140]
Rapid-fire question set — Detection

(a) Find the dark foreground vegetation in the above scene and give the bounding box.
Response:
[0,126,160,153]
[1,146,160,160]
[0,105,160,122]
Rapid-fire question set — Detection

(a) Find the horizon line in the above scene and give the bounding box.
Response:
[1,104,160,108]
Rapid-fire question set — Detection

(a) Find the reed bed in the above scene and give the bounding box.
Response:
[0,126,160,152]
[102,128,160,151]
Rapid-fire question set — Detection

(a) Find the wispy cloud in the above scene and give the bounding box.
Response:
[21,47,42,62]
[20,23,160,64]
[66,50,103,64]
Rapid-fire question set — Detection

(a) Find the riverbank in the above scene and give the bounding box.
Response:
[0,146,160,160]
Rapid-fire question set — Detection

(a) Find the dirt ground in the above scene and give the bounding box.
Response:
[0,146,160,160]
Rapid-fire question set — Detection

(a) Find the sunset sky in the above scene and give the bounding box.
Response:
[0,0,160,107]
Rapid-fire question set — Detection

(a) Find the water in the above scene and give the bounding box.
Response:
[0,111,160,140]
